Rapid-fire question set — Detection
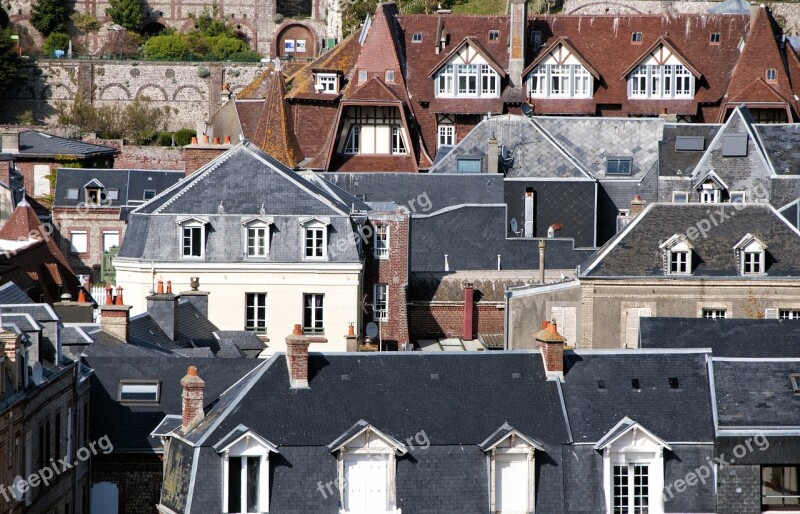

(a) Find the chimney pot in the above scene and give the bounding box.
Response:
[213,137,220,145]
[114,286,124,306]
[181,365,205,432]
[293,323,302,335]
[105,284,113,305]
[77,289,87,303]
[224,136,231,144]
[202,135,209,144]
[156,279,164,294]
[166,280,172,294]
[190,136,198,145]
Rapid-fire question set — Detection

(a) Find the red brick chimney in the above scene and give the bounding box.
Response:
[183,138,233,177]
[536,320,566,378]
[463,281,474,341]
[631,195,645,218]
[286,324,310,389]
[180,366,205,432]
[99,285,132,341]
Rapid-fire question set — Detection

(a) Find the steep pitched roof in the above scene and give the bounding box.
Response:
[0,198,42,240]
[286,33,361,101]
[253,71,303,168]
[620,35,702,79]
[522,36,599,79]
[428,37,507,78]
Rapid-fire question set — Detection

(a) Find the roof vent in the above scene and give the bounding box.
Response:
[597,380,606,390]
[341,374,350,381]
[430,373,439,380]
[631,378,641,390]
[512,372,521,379]
[669,377,680,389]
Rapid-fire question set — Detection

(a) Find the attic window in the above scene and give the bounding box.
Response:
[710,32,721,44]
[412,32,423,43]
[488,30,500,41]
[669,377,680,389]
[457,158,481,174]
[66,188,79,200]
[631,378,641,390]
[631,32,643,44]
[358,70,368,83]
[385,70,395,83]
[672,192,689,203]
[766,68,777,82]
[606,157,632,175]
[118,381,160,404]
[315,73,338,94]
[791,374,800,394]
[530,30,542,49]
[143,189,156,200]
[107,189,119,201]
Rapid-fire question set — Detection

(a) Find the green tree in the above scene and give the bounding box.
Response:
[0,28,21,98]
[71,12,102,33]
[143,33,191,60]
[107,0,144,32]
[188,5,235,38]
[30,0,72,36]
[43,32,70,56]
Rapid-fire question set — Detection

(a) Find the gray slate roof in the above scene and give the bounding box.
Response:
[129,300,220,352]
[0,282,33,304]
[2,130,116,159]
[640,317,800,357]
[53,168,184,209]
[658,124,721,177]
[581,203,800,277]
[757,123,800,175]
[562,350,714,442]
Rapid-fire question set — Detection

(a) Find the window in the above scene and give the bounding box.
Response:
[762,466,800,510]
[766,68,777,82]
[226,456,261,513]
[550,306,577,345]
[780,310,800,320]
[488,30,500,41]
[670,249,690,274]
[436,62,499,98]
[495,454,528,512]
[628,64,694,99]
[70,231,87,254]
[675,136,705,151]
[456,158,481,174]
[343,454,391,513]
[710,32,721,44]
[722,134,748,157]
[606,158,632,175]
[613,464,650,513]
[220,434,275,514]
[373,284,388,321]
[412,32,423,43]
[245,293,267,334]
[481,64,498,95]
[457,64,478,95]
[702,309,727,319]
[303,294,324,334]
[345,126,360,154]
[305,226,326,259]
[438,64,454,95]
[107,189,119,201]
[528,63,593,99]
[743,250,764,274]
[669,377,680,389]
[730,191,746,203]
[530,31,542,49]
[374,225,389,259]
[631,32,643,43]
[246,225,269,257]
[391,126,406,154]
[316,73,338,94]
[118,381,160,404]
[624,307,651,348]
[182,225,203,258]
[700,189,718,204]
[438,125,454,148]
[385,70,395,83]
[102,231,120,251]
[85,187,104,205]
[359,70,368,83]
[66,188,79,200]
[143,189,156,200]
[672,192,689,203]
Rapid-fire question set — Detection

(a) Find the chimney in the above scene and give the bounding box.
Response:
[1,328,20,392]
[1,131,20,154]
[488,133,500,174]
[99,285,132,341]
[180,366,205,432]
[631,195,645,218]
[463,281,474,341]
[53,289,93,323]
[539,239,546,284]
[180,276,209,318]
[147,279,180,341]
[183,138,232,177]
[285,324,310,389]
[536,320,566,378]
[508,0,527,87]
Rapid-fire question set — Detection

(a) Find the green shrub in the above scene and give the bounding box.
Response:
[155,131,174,146]
[43,32,71,57]
[173,128,196,146]
[143,34,190,60]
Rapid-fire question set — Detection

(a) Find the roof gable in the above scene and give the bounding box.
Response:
[479,422,545,452]
[428,37,507,78]
[327,419,407,455]
[594,417,672,450]
[621,36,702,79]
[523,37,600,79]
[346,77,404,104]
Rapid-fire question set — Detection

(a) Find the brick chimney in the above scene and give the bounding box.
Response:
[286,324,310,389]
[536,320,566,378]
[1,131,20,154]
[183,138,232,177]
[463,281,474,341]
[147,279,180,341]
[180,366,205,432]
[488,133,500,174]
[631,195,645,218]
[100,285,132,341]
[508,0,527,87]
[0,159,12,188]
[180,276,209,318]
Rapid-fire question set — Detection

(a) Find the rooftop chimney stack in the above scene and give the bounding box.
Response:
[180,366,205,432]
[1,131,20,154]
[147,279,180,341]
[286,324,310,389]
[508,0,527,87]
[535,320,566,379]
[631,195,645,218]
[100,284,132,342]
[463,281,474,341]
[488,133,500,174]
[180,277,210,318]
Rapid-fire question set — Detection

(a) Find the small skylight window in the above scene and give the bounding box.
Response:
[107,189,119,201]
[631,378,641,390]
[675,136,705,152]
[669,377,680,389]
[606,157,632,175]
[143,189,156,200]
[118,381,160,404]
[66,188,79,200]
[631,32,643,43]
[597,380,606,390]
[791,374,800,395]
[412,32,423,43]
[710,32,721,44]
[489,30,500,41]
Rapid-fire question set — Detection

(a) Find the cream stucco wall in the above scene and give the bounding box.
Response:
[114,259,363,354]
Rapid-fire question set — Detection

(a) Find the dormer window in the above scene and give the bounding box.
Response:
[84,179,106,206]
[177,217,209,259]
[488,30,500,41]
[411,32,423,43]
[710,32,721,44]
[631,32,643,43]
[766,68,777,82]
[315,73,339,94]
[526,42,595,99]
[301,217,330,260]
[242,217,272,258]
[215,428,278,514]
[629,63,693,99]
[660,234,693,275]
[480,424,543,514]
[434,49,501,99]
[734,233,767,275]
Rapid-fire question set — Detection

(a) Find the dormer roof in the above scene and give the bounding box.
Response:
[594,417,672,451]
[621,35,702,79]
[523,36,600,80]
[427,37,507,78]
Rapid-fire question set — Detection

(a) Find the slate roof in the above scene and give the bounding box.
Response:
[83,356,262,451]
[658,124,721,177]
[410,205,594,272]
[640,317,800,357]
[0,282,33,304]
[756,123,800,175]
[53,168,184,209]
[581,203,800,278]
[562,350,714,442]
[1,130,116,159]
[711,357,800,430]
[213,330,265,351]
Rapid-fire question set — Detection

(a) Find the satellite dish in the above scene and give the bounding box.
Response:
[365,322,379,338]
[30,362,43,386]
[510,218,518,233]
[11,476,24,501]
[521,103,533,117]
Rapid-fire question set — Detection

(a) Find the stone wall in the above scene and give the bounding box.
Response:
[0,61,266,131]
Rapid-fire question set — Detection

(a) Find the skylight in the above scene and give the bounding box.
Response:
[791,374,800,395]
[606,157,632,175]
[669,377,680,389]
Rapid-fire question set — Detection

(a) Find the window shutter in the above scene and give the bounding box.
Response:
[765,308,779,319]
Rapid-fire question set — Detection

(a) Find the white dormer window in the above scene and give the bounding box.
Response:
[316,73,339,94]
[660,235,693,275]
[84,179,106,206]
[177,217,209,259]
[529,64,592,99]
[301,217,330,260]
[242,217,272,258]
[628,58,694,100]
[734,234,767,275]
[434,56,500,98]
[700,188,718,204]
[481,424,542,514]
[216,428,278,514]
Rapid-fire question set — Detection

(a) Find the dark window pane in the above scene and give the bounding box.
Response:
[228,457,242,512]
[247,456,260,512]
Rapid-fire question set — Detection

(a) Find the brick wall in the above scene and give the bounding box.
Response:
[52,207,126,281]
[86,140,185,171]
[408,303,504,341]
[184,145,232,176]
[91,454,163,514]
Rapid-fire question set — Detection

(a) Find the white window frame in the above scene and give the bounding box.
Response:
[437,64,454,95]
[779,309,800,320]
[628,63,694,99]
[118,380,160,404]
[245,292,267,334]
[672,192,689,203]
[435,62,499,98]
[70,231,88,254]
[411,32,423,43]
[742,250,764,275]
[702,309,727,319]
[391,126,406,155]
[181,222,205,259]
[374,225,389,259]
[601,426,667,514]
[345,126,360,154]
[700,189,718,204]
[385,70,395,83]
[316,73,338,94]
[245,223,270,258]
[729,191,746,203]
[66,188,79,200]
[550,305,577,346]
[303,293,324,334]
[669,249,690,275]
[220,434,275,514]
[528,63,593,99]
[102,231,120,252]
[438,125,454,148]
[304,223,327,260]
[457,64,478,96]
[373,284,388,321]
